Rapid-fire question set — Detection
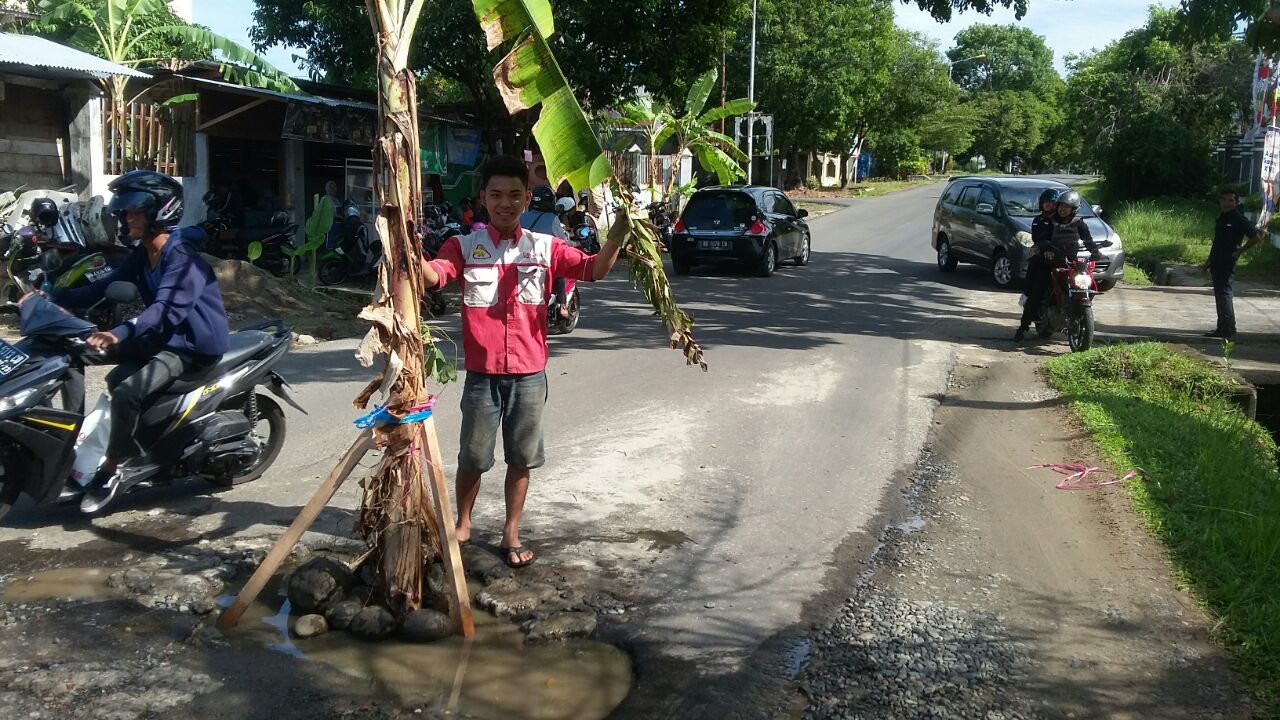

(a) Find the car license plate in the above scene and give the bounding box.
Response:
[0,339,28,379]
[698,240,731,250]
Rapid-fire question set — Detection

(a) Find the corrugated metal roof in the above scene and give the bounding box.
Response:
[182,74,375,111]
[0,33,149,79]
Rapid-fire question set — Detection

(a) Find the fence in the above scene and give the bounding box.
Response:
[103,99,196,176]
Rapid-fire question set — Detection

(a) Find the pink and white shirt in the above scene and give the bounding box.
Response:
[428,223,595,375]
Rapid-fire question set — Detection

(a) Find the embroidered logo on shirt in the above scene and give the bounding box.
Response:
[471,245,493,260]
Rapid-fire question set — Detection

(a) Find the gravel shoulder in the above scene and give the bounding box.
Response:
[800,348,1248,719]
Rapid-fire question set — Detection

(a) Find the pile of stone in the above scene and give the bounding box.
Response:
[284,556,455,644]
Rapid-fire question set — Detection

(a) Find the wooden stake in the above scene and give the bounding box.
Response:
[216,429,378,630]
[419,418,475,637]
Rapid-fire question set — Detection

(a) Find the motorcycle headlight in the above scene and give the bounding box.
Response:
[1072,273,1092,290]
[0,386,40,414]
[1015,231,1033,248]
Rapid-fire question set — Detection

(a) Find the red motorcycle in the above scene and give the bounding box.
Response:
[1032,240,1112,352]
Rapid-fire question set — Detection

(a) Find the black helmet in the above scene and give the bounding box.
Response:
[1056,190,1082,214]
[1038,188,1061,207]
[530,185,556,212]
[107,170,184,235]
[577,189,590,209]
[29,197,59,228]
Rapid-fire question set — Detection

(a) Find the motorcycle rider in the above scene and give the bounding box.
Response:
[1015,190,1103,342]
[1014,188,1061,341]
[29,170,230,513]
[520,186,571,318]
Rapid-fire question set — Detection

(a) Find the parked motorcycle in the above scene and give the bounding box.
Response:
[646,201,673,251]
[201,192,296,277]
[318,202,380,286]
[0,198,129,326]
[1031,240,1114,352]
[0,283,303,519]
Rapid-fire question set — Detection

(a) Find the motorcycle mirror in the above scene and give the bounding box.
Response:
[105,281,140,303]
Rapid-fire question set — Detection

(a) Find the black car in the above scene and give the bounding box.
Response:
[669,186,811,277]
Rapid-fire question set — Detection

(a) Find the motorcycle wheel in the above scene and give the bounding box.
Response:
[0,454,20,522]
[208,394,286,487]
[557,291,580,335]
[318,259,349,286]
[1067,305,1095,352]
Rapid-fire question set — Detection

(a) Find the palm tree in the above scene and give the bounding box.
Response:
[35,0,298,169]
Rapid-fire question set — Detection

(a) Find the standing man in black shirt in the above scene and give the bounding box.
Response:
[1201,190,1263,339]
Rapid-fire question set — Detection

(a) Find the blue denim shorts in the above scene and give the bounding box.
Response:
[458,371,547,473]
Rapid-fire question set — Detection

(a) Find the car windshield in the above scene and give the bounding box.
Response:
[1001,186,1096,218]
[682,192,758,228]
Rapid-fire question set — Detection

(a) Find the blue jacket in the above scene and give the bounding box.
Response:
[54,226,230,357]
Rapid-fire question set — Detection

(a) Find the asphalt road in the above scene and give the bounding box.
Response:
[0,180,1081,706]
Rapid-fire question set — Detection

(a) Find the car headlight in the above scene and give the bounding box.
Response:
[1109,233,1122,249]
[1073,273,1093,290]
[1015,231,1033,248]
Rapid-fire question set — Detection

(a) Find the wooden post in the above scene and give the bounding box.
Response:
[216,430,377,630]
[419,419,474,637]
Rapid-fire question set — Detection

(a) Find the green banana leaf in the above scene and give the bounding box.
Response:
[472,0,705,369]
[304,194,335,250]
[684,68,718,117]
[699,98,756,127]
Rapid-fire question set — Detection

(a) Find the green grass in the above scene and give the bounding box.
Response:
[1046,343,1280,714]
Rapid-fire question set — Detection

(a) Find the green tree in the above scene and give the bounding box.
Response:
[1175,0,1280,51]
[918,102,984,170]
[1060,7,1250,198]
[249,0,748,134]
[965,89,1060,171]
[730,0,896,186]
[948,23,1059,94]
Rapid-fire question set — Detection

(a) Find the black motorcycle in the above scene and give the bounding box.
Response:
[318,202,381,286]
[0,283,304,519]
[0,213,130,327]
[201,192,296,277]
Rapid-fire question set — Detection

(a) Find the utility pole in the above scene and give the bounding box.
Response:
[720,39,727,136]
[746,0,757,185]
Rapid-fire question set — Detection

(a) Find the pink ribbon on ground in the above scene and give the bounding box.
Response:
[1030,463,1140,490]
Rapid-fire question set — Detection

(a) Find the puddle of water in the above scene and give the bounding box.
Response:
[222,580,632,720]
[630,529,693,552]
[2,568,127,603]
[6,567,633,719]
[783,635,812,679]
[892,517,927,535]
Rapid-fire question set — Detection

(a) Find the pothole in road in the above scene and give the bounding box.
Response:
[2,564,634,720]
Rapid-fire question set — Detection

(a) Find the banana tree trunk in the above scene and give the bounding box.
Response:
[357,0,435,614]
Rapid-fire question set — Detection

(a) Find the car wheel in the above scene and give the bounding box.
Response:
[991,251,1014,289]
[673,256,692,275]
[1096,280,1116,292]
[756,242,777,278]
[793,234,811,266]
[936,237,958,272]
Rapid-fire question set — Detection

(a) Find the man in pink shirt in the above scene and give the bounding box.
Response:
[420,156,626,568]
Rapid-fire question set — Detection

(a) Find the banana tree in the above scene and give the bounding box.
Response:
[474,0,704,369]
[36,0,298,170]
[662,68,754,199]
[610,97,672,202]
[352,0,441,615]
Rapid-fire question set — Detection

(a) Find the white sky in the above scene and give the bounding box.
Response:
[893,0,1178,75]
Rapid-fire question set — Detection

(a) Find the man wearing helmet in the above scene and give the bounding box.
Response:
[1014,188,1062,341]
[45,170,229,512]
[520,185,573,318]
[1016,189,1103,342]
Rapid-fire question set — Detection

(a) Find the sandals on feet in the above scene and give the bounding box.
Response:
[500,545,536,568]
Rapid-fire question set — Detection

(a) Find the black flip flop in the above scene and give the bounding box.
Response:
[500,545,536,568]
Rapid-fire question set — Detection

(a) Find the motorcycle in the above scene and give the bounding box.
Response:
[318,202,380,286]
[419,205,463,317]
[1031,240,1113,352]
[0,203,129,327]
[0,282,303,519]
[646,201,673,251]
[201,193,296,277]
[548,216,592,336]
